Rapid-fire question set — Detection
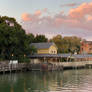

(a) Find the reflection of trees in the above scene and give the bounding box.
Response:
[10,86,14,92]
[0,69,91,92]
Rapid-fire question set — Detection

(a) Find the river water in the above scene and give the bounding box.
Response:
[0,69,92,92]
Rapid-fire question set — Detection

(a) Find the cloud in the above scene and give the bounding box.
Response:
[22,10,42,22]
[69,2,92,19]
[61,3,77,7]
[87,15,92,21]
[22,13,32,21]
[21,2,92,40]
[43,8,48,12]
[34,10,42,16]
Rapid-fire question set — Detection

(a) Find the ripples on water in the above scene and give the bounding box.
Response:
[0,69,92,92]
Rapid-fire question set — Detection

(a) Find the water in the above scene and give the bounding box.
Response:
[0,69,92,92]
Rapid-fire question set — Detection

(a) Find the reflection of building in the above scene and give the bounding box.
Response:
[30,42,58,54]
[80,41,92,54]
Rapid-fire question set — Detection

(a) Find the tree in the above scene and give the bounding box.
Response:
[0,16,35,62]
[34,35,48,43]
[50,35,81,54]
[50,35,63,53]
[27,33,35,43]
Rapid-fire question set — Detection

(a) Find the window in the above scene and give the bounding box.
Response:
[54,51,56,54]
[51,51,53,54]
[89,48,92,50]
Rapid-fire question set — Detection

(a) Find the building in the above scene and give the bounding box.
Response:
[29,42,92,70]
[80,41,92,54]
[30,42,58,54]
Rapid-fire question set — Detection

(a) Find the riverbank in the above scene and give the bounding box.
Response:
[0,61,92,74]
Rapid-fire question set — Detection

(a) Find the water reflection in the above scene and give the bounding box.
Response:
[0,69,92,92]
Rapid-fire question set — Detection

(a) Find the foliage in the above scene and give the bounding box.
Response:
[34,34,48,43]
[50,35,81,54]
[0,16,36,62]
[30,46,37,54]
[27,33,35,43]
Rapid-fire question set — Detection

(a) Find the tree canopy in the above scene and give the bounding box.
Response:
[50,35,81,54]
[34,34,48,43]
[0,16,31,61]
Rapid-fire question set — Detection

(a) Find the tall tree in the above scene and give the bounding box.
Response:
[0,16,33,61]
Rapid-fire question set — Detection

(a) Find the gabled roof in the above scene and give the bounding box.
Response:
[30,42,57,49]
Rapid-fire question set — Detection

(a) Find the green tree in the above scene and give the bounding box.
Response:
[50,35,63,53]
[50,35,81,54]
[27,33,35,43]
[34,34,48,43]
[0,16,36,62]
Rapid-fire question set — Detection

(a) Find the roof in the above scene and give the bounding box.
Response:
[28,53,71,58]
[30,42,57,49]
[73,54,92,58]
[28,54,92,58]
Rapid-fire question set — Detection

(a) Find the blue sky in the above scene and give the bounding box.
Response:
[0,0,92,40]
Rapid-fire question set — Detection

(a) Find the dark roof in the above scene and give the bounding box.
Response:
[73,54,92,58]
[30,42,57,49]
[28,53,71,58]
[28,54,92,58]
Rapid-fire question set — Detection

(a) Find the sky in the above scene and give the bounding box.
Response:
[0,0,92,40]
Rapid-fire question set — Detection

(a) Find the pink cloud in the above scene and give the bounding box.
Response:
[87,15,92,21]
[69,2,92,19]
[22,13,32,21]
[34,10,42,16]
[21,2,92,40]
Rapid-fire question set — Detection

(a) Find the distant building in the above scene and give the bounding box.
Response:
[80,41,92,54]
[30,42,58,54]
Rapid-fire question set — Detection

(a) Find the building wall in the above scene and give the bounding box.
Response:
[37,45,57,54]
[80,41,92,54]
[49,45,57,54]
[37,49,49,54]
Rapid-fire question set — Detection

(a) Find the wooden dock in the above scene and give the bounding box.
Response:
[0,63,30,74]
[0,61,92,73]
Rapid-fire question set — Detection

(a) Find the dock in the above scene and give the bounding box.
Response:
[0,60,92,73]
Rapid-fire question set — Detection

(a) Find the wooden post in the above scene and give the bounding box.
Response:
[3,66,5,74]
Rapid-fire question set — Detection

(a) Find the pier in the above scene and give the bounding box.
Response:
[0,62,30,74]
[0,61,92,73]
[0,53,92,73]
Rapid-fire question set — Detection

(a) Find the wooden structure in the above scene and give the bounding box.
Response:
[0,62,30,74]
[29,54,92,70]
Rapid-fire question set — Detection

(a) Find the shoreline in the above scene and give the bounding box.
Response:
[0,61,92,74]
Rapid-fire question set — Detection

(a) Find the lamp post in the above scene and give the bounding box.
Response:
[11,54,14,60]
[24,54,26,57]
[24,54,26,63]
